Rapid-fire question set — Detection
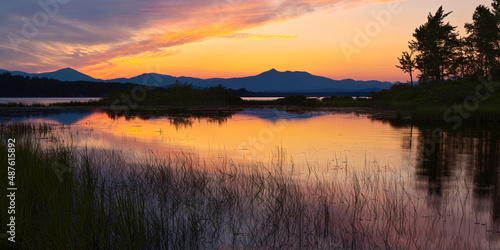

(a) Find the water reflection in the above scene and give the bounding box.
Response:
[387,121,500,234]
[104,108,242,125]
[106,110,238,130]
[3,107,500,239]
[0,108,94,124]
[3,108,500,209]
[2,108,414,165]
[3,107,500,246]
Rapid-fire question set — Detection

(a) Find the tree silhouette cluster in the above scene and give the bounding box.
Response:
[0,72,141,97]
[397,1,500,84]
[0,73,243,106]
[102,80,243,106]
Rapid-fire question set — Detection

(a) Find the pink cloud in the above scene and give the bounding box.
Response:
[0,0,403,73]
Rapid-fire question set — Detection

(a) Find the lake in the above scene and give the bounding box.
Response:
[241,97,283,101]
[0,97,100,105]
[241,96,372,101]
[2,107,500,248]
[2,108,415,167]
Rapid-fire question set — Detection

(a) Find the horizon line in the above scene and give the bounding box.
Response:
[0,67,395,83]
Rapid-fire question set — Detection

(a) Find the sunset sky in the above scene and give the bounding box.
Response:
[0,0,493,82]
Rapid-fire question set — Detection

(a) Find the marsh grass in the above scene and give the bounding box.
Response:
[0,123,498,249]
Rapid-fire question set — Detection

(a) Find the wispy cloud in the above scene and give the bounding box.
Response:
[222,33,297,40]
[0,0,403,74]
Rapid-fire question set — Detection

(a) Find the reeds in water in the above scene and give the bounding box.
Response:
[0,122,497,249]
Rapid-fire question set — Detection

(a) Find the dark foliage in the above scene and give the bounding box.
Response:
[229,88,251,97]
[102,81,243,107]
[0,72,142,97]
[399,2,500,83]
[371,79,500,106]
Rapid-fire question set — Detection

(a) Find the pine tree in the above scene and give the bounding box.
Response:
[465,5,500,78]
[409,6,460,83]
[396,51,416,85]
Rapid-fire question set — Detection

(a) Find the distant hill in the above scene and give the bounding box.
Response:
[204,69,394,92]
[106,69,394,92]
[1,68,394,93]
[0,68,99,82]
[37,68,99,82]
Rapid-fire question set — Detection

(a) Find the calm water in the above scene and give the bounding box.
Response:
[242,97,320,101]
[241,97,282,101]
[241,96,372,101]
[3,108,415,166]
[0,97,100,105]
[3,107,500,247]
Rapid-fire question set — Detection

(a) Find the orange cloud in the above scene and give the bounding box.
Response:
[0,0,345,74]
[0,0,410,79]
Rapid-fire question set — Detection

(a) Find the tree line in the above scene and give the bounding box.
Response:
[0,73,141,97]
[0,73,245,105]
[103,81,243,106]
[397,1,500,84]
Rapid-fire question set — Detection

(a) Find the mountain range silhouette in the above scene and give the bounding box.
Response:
[0,68,393,92]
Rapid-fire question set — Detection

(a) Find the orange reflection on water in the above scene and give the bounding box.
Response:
[16,109,500,248]
[71,111,417,171]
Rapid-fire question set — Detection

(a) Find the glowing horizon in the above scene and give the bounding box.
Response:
[0,0,493,82]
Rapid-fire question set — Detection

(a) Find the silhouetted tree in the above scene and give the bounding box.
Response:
[493,0,500,19]
[465,4,500,79]
[409,6,460,83]
[450,38,478,79]
[396,51,416,85]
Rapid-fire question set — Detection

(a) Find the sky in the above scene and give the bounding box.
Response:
[0,0,494,82]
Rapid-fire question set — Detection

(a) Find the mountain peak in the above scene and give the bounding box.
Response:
[54,67,80,73]
[258,68,280,76]
[58,67,76,71]
[1,68,393,92]
[38,67,97,82]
